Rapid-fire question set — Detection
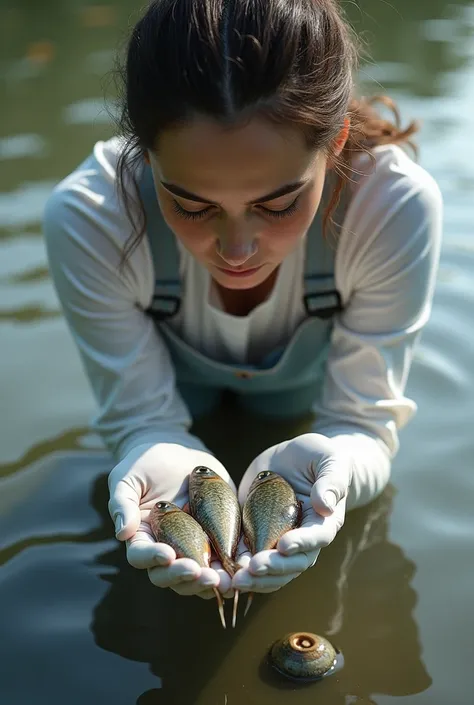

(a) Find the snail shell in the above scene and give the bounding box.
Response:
[269,632,340,681]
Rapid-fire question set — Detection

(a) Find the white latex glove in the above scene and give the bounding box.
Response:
[108,442,237,598]
[232,433,353,594]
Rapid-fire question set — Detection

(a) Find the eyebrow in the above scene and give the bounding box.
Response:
[160,179,308,205]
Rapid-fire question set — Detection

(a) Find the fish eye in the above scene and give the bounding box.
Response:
[194,466,212,474]
[257,471,271,479]
[156,501,170,509]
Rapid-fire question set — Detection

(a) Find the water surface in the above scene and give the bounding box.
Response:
[1,1,474,703]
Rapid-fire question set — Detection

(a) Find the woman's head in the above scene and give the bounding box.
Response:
[116,0,417,283]
[124,0,355,151]
[148,114,347,290]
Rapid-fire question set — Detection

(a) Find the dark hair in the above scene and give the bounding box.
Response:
[114,0,418,261]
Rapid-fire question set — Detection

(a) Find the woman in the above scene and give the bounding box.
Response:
[43,0,442,603]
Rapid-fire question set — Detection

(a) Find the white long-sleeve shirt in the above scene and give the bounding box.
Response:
[43,138,442,509]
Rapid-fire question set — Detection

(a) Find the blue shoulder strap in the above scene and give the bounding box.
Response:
[302,176,344,319]
[139,164,344,320]
[140,166,182,318]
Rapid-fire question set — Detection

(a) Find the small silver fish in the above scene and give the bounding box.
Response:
[242,470,302,615]
[189,466,242,627]
[149,501,226,628]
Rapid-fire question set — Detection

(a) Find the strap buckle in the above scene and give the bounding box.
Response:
[148,294,181,320]
[303,290,342,320]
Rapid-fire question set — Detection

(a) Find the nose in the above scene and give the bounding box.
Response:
[216,220,258,267]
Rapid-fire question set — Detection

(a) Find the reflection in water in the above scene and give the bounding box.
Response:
[88,405,430,704]
[0,409,431,704]
[95,460,426,704]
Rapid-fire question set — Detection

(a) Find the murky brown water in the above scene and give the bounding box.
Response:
[1,1,474,703]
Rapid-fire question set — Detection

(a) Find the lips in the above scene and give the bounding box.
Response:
[216,265,263,277]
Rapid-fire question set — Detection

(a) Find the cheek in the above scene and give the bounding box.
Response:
[159,204,214,256]
[261,202,318,254]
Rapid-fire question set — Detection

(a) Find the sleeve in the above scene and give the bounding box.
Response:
[43,180,210,461]
[311,158,443,509]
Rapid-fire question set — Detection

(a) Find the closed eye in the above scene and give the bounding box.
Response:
[172,195,301,221]
[257,195,300,219]
[172,200,213,220]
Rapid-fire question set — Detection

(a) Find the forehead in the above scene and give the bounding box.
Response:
[153,116,318,197]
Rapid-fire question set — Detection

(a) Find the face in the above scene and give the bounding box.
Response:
[148,116,342,291]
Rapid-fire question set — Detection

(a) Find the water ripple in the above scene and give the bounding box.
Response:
[0,134,48,161]
[7,266,50,284]
[0,181,56,229]
[0,307,60,322]
[0,234,60,319]
[0,236,47,278]
[62,98,117,126]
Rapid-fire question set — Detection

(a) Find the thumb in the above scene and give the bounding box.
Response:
[108,481,142,541]
[310,454,351,518]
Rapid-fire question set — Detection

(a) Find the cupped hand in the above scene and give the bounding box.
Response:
[232,433,353,595]
[108,442,237,598]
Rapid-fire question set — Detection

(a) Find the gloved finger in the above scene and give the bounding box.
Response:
[147,557,202,588]
[220,587,235,599]
[247,548,320,577]
[211,560,232,595]
[310,453,351,517]
[278,507,345,556]
[126,530,176,569]
[170,566,221,596]
[232,568,302,594]
[108,479,142,541]
[236,552,251,571]
[168,584,215,598]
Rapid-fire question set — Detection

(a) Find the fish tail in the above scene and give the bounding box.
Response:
[232,589,239,628]
[213,588,226,629]
[221,555,241,578]
[244,592,254,618]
